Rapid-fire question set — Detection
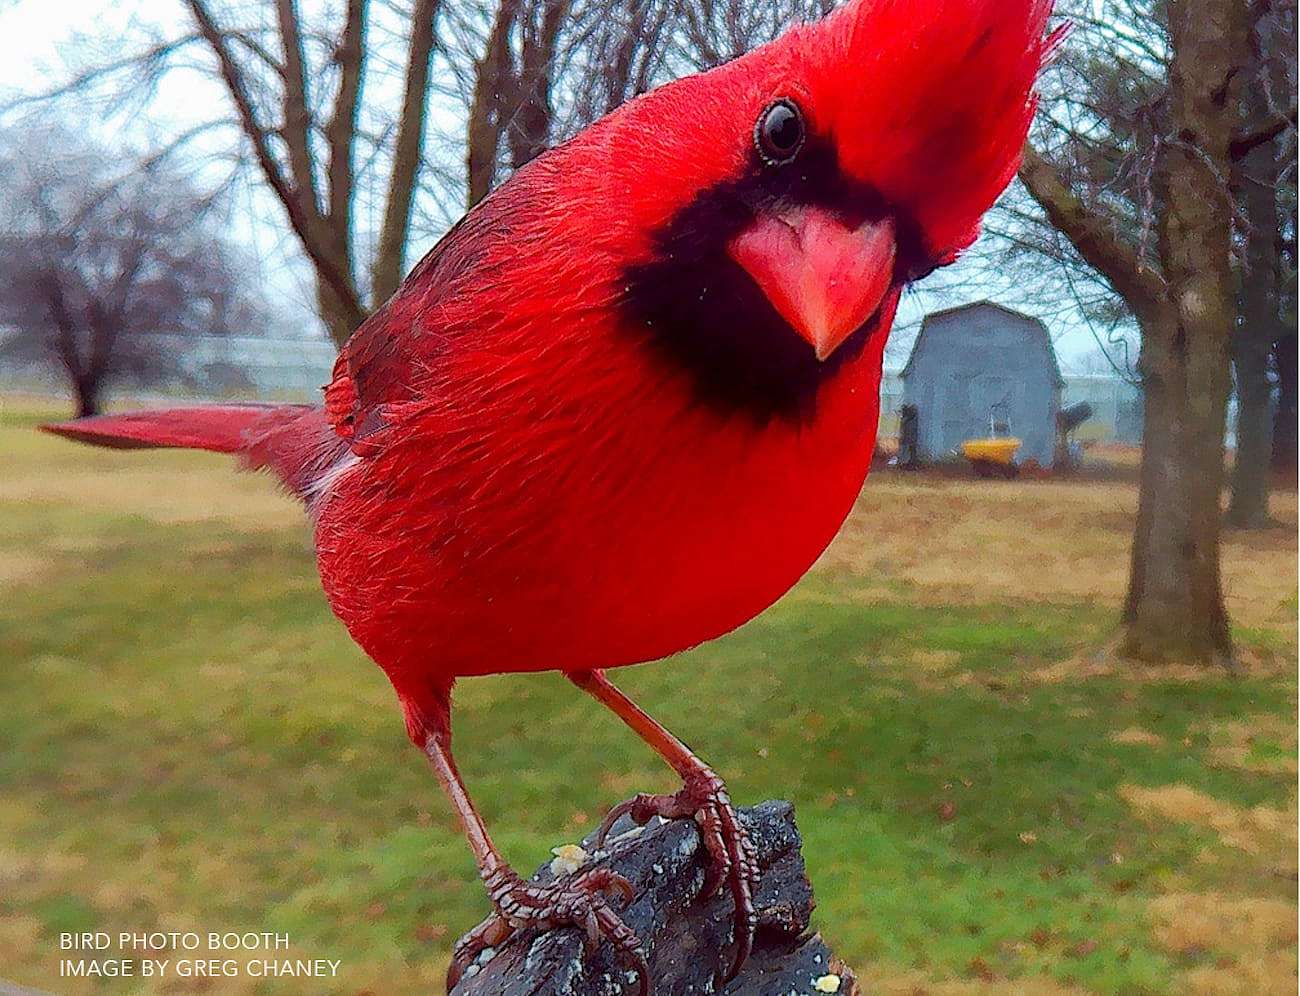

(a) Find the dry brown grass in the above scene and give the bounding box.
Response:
[821,456,1297,638]
[1,396,302,531]
[0,552,49,589]
[1028,644,1294,684]
[1123,781,1298,995]
[0,455,301,530]
[1110,727,1164,746]
[1201,714,1299,776]
[1119,783,1296,860]
[1147,892,1297,996]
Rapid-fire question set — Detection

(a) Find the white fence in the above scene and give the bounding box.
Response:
[2,334,1147,444]
[0,332,338,402]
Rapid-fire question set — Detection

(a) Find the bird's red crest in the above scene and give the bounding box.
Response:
[603,0,1058,275]
[790,0,1057,253]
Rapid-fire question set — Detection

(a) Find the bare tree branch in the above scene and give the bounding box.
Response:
[1230,103,1298,160]
[465,0,521,208]
[274,0,324,218]
[373,0,440,302]
[326,0,367,234]
[1018,142,1167,323]
[182,0,365,337]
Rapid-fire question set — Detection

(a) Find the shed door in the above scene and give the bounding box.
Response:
[972,375,1015,435]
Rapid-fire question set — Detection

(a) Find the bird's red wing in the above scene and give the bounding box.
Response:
[324,207,500,456]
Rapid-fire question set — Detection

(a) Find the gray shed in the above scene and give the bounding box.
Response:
[900,301,1064,466]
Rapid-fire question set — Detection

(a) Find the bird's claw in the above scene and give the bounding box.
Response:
[446,865,648,994]
[595,767,758,982]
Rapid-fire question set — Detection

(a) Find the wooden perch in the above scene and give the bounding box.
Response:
[451,800,858,995]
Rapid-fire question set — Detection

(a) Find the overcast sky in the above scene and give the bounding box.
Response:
[0,0,1122,370]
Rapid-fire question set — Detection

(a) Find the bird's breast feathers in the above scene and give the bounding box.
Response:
[312,0,1058,676]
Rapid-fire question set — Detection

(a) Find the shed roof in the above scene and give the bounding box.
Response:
[900,300,1064,387]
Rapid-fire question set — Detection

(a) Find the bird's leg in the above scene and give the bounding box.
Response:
[418,699,648,993]
[566,669,758,982]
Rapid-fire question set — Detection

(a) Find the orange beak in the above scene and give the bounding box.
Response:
[728,208,897,361]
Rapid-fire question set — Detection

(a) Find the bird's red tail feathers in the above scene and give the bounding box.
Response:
[41,404,349,502]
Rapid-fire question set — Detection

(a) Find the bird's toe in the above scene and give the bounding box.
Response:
[452,866,649,994]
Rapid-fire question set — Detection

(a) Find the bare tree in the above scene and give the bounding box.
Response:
[1020,0,1296,662]
[0,124,263,417]
[453,0,838,208]
[179,0,443,342]
[670,0,836,69]
[574,0,673,118]
[455,0,551,208]
[12,1,451,345]
[1228,0,1297,526]
[453,0,662,208]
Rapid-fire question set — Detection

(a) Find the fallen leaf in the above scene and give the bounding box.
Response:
[414,923,447,943]
[966,956,997,982]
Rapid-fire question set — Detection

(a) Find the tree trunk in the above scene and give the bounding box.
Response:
[1227,17,1286,528]
[506,0,567,171]
[316,277,362,348]
[1274,329,1298,474]
[466,0,521,209]
[186,0,369,347]
[71,373,102,418]
[1229,327,1275,528]
[1227,158,1280,529]
[1123,313,1233,662]
[372,0,439,304]
[1120,0,1246,664]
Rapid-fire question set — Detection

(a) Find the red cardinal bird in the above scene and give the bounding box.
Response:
[46,0,1057,988]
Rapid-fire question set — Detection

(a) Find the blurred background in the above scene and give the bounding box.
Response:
[0,0,1296,993]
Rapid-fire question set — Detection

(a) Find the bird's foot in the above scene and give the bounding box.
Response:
[447,864,648,994]
[595,766,758,981]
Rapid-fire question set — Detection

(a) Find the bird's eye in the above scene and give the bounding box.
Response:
[755,99,805,166]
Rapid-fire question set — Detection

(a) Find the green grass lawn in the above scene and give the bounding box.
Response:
[1,397,1295,994]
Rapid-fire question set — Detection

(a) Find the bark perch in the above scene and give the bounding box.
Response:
[451,799,858,995]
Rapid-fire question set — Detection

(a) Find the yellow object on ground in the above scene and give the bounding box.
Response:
[960,437,1022,465]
